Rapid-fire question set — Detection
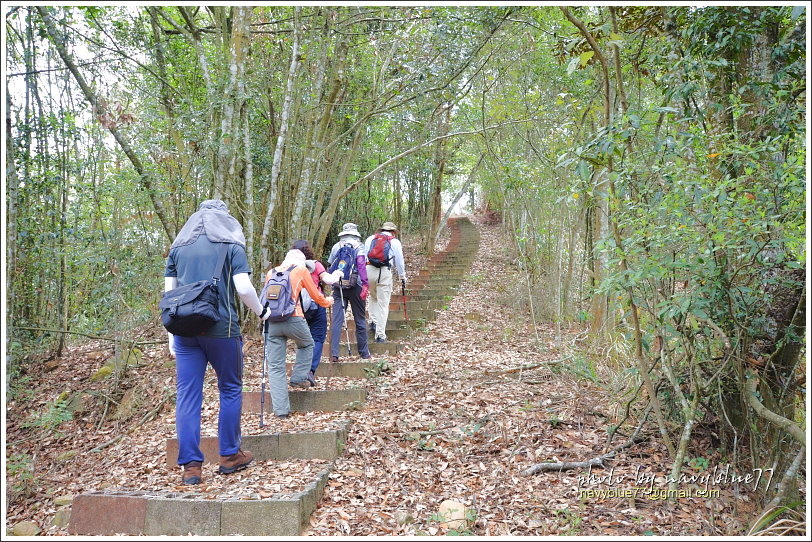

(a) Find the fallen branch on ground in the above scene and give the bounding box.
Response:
[520,433,648,476]
[14,326,164,346]
[90,390,175,453]
[380,423,458,438]
[484,358,567,375]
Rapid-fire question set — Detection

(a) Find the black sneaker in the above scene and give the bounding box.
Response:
[330,356,339,363]
[375,336,386,343]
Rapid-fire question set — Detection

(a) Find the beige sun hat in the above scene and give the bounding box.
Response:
[381,221,398,232]
[338,222,361,238]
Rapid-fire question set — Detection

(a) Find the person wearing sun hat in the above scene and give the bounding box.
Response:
[326,222,371,360]
[364,221,407,343]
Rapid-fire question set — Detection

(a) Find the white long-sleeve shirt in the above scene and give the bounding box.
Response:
[363,232,406,277]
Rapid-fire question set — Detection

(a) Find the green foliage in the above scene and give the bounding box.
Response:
[6,452,39,503]
[553,507,583,535]
[688,456,710,472]
[363,359,392,379]
[22,397,73,433]
[560,356,598,383]
[8,374,36,403]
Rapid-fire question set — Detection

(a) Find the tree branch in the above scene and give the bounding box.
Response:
[14,326,164,346]
[521,433,648,476]
[338,119,534,200]
[744,371,805,444]
[35,6,175,240]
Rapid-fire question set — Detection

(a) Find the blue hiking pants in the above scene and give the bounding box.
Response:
[305,305,328,374]
[174,335,244,466]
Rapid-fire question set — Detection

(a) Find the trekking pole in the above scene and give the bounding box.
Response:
[259,318,267,428]
[337,286,352,357]
[401,278,409,324]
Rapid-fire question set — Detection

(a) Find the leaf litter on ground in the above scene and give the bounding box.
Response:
[6,215,764,536]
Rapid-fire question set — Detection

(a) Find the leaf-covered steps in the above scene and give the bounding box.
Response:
[68,422,358,535]
[323,216,480,357]
[68,383,369,534]
[68,476,331,536]
[71,423,353,535]
[67,217,481,535]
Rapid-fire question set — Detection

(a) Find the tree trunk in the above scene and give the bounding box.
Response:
[36,6,175,241]
[394,167,403,229]
[311,124,366,254]
[291,22,348,239]
[214,7,251,201]
[426,104,452,254]
[6,89,20,331]
[260,6,301,266]
[147,6,191,223]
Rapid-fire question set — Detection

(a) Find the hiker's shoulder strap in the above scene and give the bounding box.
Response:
[211,243,229,283]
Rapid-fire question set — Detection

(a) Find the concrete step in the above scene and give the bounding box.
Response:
[410,278,465,287]
[166,422,352,464]
[68,470,330,535]
[322,341,401,356]
[388,299,447,311]
[342,326,409,340]
[422,263,471,270]
[345,318,428,331]
[286,361,378,378]
[392,290,459,301]
[377,309,438,322]
[242,388,367,413]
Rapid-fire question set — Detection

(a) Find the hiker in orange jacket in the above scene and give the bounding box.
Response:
[291,240,343,386]
[263,249,334,418]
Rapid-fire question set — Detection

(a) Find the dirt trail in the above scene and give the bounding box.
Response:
[303,215,757,536]
[5,214,758,536]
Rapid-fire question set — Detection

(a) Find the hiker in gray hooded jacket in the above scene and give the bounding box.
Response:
[164,199,271,485]
[262,249,334,417]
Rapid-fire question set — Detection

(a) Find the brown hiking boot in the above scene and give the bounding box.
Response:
[182,461,202,485]
[219,449,253,474]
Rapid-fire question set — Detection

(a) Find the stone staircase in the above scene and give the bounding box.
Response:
[67,216,480,536]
